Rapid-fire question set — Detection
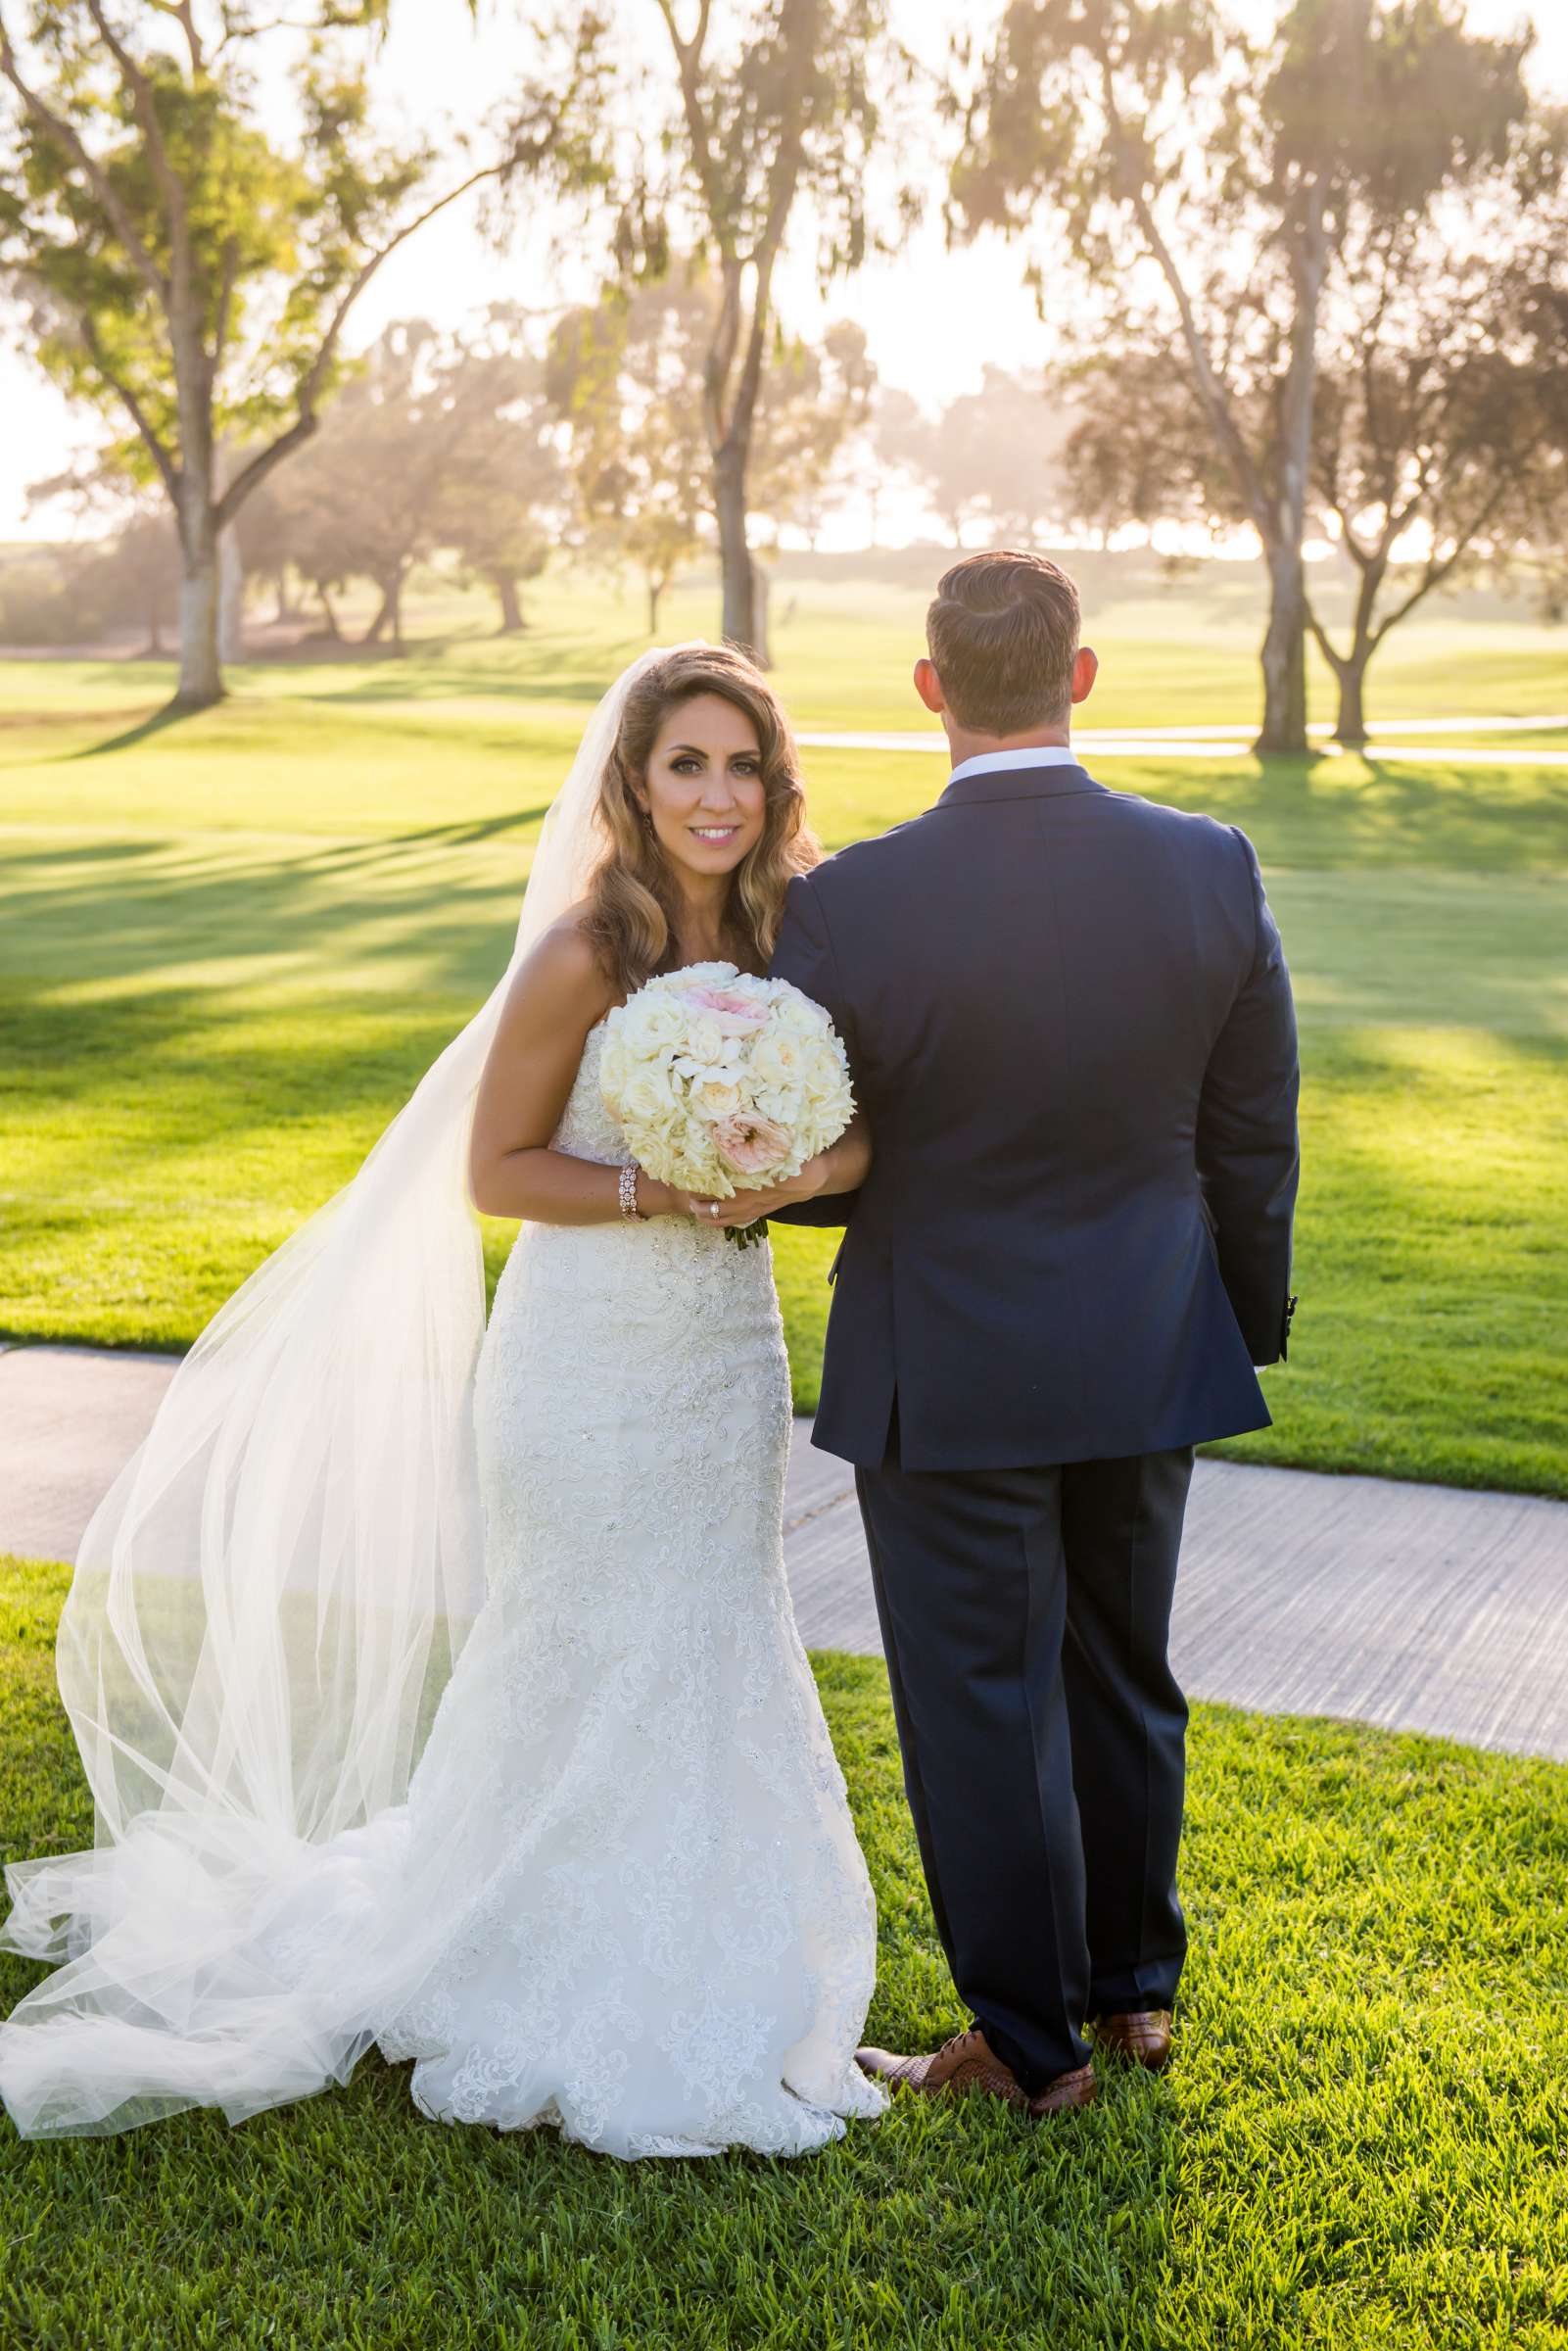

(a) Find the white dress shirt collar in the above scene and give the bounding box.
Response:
[947,744,1082,786]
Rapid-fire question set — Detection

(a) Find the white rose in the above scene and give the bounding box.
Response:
[755,1082,803,1128]
[772,986,830,1038]
[690,1074,744,1121]
[633,1133,679,1184]
[670,1133,733,1195]
[750,1029,806,1088]
[621,1066,680,1127]
[622,992,688,1053]
[685,1013,727,1066]
[674,1052,746,1088]
[801,1056,852,1111]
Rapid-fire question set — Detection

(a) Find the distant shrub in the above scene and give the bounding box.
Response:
[0,518,178,648]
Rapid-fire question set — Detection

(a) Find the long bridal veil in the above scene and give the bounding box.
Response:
[0,648,688,2138]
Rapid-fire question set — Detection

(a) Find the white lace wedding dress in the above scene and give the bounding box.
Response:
[369,1017,883,2157]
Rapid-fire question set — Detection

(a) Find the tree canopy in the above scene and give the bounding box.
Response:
[951,0,1535,749]
[0,0,607,700]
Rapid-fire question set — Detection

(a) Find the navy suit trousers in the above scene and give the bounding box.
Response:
[856,1415,1194,2089]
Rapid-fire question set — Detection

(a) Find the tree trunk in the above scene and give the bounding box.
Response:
[363,569,406,649]
[1333,657,1369,749]
[174,497,224,708]
[751,562,773,670]
[715,444,763,661]
[165,299,225,707]
[1254,182,1328,758]
[647,575,666,636]
[218,529,244,665]
[491,570,524,633]
[1315,543,1390,751]
[1257,545,1309,755]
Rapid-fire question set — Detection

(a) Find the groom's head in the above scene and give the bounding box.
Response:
[917,551,1097,746]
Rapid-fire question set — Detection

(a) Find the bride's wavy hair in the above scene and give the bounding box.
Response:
[584,645,821,993]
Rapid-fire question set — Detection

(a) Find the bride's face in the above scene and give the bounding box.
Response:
[641,694,768,885]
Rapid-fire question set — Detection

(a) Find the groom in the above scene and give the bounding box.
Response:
[768,551,1300,2115]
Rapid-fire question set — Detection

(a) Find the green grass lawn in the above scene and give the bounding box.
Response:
[2,1551,1564,2349]
[1,568,1565,1493]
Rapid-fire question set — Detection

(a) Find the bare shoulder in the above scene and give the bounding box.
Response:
[502,906,615,1036]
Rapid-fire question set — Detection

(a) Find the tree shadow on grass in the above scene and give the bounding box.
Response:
[0,983,464,1156]
[295,803,556,860]
[2,837,168,864]
[261,627,655,711]
[1107,749,1568,875]
[0,830,543,1001]
[66,701,203,760]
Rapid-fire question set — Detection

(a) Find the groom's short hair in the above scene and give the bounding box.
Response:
[927,551,1081,736]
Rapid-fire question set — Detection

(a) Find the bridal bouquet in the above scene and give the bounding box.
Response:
[600,961,855,1245]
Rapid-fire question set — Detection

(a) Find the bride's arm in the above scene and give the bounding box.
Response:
[469,924,692,1225]
[802,1114,872,1200]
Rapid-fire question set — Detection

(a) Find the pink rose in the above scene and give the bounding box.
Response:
[711,1112,792,1178]
[683,984,769,1036]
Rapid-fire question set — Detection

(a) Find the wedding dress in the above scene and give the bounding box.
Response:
[371,1021,882,2155]
[0,650,882,2153]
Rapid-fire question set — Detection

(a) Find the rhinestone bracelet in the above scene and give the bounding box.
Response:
[618,1162,645,1222]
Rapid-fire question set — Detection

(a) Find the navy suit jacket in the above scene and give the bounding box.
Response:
[769,759,1301,1471]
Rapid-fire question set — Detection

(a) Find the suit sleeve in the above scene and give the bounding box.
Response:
[1197,829,1301,1365]
[766,870,863,1231]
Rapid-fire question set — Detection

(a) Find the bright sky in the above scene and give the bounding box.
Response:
[0,0,1560,542]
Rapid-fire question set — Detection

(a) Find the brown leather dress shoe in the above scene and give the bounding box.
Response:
[855,2027,1097,2118]
[1092,2010,1173,2071]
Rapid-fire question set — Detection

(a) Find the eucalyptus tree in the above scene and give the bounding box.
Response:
[550,269,875,647]
[1304,148,1568,744]
[547,274,715,636]
[852,383,926,548]
[647,0,896,660]
[749,316,876,566]
[21,457,179,648]
[0,1,606,706]
[910,366,1070,550]
[248,310,564,648]
[950,0,1531,752]
[432,309,565,635]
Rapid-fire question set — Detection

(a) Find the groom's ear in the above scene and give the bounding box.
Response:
[914,657,946,716]
[1070,647,1100,706]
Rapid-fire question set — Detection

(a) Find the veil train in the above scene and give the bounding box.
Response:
[0,648,689,2138]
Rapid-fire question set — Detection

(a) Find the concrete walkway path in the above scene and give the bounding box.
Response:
[5,1342,1567,1765]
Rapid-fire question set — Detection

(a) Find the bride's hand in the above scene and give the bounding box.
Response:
[642,1181,742,1224]
[689,1153,833,1230]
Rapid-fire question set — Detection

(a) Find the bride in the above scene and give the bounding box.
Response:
[0,645,885,2158]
